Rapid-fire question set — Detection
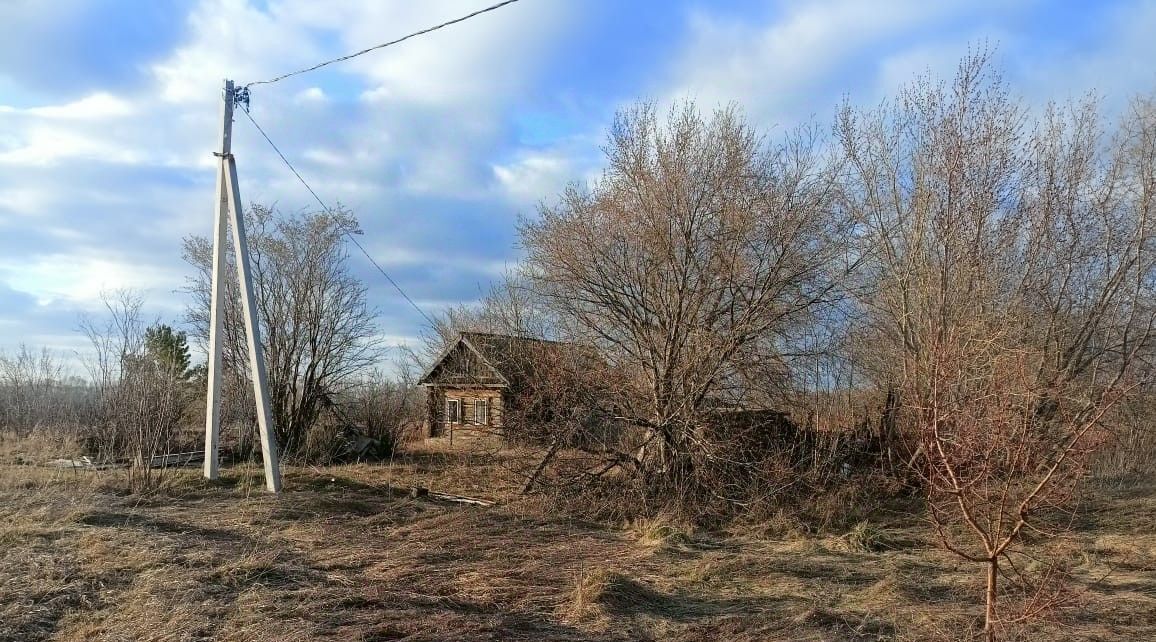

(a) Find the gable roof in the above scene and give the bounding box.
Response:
[418,332,575,389]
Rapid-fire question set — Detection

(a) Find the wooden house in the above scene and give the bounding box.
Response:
[417,332,578,438]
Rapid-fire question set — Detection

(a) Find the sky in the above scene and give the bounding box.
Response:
[2,0,1156,369]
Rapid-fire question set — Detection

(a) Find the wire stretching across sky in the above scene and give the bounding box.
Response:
[235,1,529,326]
[239,107,437,327]
[244,0,523,88]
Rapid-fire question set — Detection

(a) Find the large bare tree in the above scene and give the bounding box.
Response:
[837,51,1156,638]
[183,205,383,459]
[520,102,848,484]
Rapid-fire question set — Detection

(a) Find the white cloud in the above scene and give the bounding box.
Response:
[661,0,1024,126]
[300,146,346,167]
[0,126,144,166]
[150,0,325,105]
[294,86,327,103]
[0,187,54,217]
[0,92,134,119]
[359,85,391,104]
[492,150,583,208]
[139,0,581,200]
[0,252,184,308]
[276,1,572,104]
[0,92,142,166]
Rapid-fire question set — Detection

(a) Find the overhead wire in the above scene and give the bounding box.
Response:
[244,0,523,88]
[235,1,529,326]
[238,106,437,327]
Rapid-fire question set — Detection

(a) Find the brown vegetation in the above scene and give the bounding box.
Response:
[183,205,384,460]
[837,50,1156,638]
[0,436,1153,642]
[520,101,846,491]
[77,290,201,492]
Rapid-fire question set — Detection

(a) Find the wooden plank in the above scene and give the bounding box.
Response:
[148,451,205,468]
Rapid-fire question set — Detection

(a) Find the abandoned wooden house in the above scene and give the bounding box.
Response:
[417,332,579,438]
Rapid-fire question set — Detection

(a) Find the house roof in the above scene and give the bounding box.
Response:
[418,331,576,389]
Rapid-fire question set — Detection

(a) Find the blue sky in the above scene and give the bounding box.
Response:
[2,0,1156,367]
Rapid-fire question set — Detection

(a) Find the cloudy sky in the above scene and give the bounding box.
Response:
[2,0,1155,367]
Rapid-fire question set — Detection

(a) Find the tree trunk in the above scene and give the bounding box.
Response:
[985,556,998,641]
[521,435,563,494]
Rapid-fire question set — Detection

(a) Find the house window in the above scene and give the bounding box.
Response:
[446,399,460,424]
[475,399,488,425]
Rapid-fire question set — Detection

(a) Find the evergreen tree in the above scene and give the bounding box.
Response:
[144,324,192,381]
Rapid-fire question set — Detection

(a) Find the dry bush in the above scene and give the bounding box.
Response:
[288,368,422,465]
[341,376,421,454]
[77,290,198,492]
[0,346,97,438]
[1094,392,1156,480]
[625,513,695,550]
[838,49,1156,638]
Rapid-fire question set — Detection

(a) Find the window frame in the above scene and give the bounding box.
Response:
[446,398,460,424]
[475,398,488,425]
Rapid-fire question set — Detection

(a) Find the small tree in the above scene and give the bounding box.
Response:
[143,325,193,382]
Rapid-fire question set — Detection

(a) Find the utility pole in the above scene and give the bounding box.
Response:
[204,79,282,493]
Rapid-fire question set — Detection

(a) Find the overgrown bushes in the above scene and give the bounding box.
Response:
[0,346,96,437]
[76,292,201,491]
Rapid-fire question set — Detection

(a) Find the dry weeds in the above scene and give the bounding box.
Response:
[0,438,1153,641]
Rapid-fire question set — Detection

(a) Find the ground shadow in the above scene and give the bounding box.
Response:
[77,510,254,545]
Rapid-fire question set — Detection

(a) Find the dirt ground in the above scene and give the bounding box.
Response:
[1,437,1153,642]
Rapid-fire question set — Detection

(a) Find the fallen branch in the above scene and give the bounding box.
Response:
[521,436,564,494]
[425,489,495,506]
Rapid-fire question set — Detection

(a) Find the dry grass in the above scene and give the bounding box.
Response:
[0,436,1154,641]
[625,514,695,550]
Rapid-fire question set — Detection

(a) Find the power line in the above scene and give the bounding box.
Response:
[238,106,437,327]
[244,0,523,88]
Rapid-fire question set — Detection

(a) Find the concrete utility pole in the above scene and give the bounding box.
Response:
[204,79,282,493]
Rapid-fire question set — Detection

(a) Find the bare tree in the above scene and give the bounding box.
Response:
[410,271,558,366]
[837,50,1156,638]
[183,205,384,460]
[519,102,847,490]
[0,345,71,435]
[1095,391,1156,476]
[338,362,423,459]
[78,290,194,491]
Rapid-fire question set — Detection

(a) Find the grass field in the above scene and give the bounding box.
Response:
[1,437,1154,642]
